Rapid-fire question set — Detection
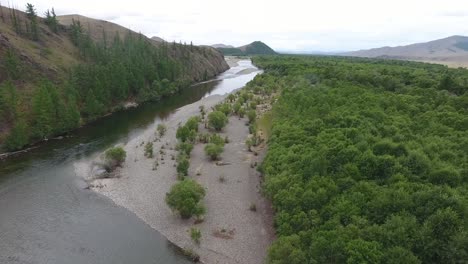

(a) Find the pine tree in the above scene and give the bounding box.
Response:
[0,81,19,122]
[5,49,20,80]
[25,3,38,40]
[70,18,83,46]
[5,118,29,151]
[31,82,54,139]
[44,8,58,33]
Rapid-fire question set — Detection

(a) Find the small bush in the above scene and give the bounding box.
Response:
[166,179,206,219]
[247,110,256,124]
[238,108,246,118]
[190,228,202,244]
[186,116,201,132]
[177,142,194,156]
[144,142,153,158]
[104,146,126,170]
[157,124,167,137]
[209,134,225,146]
[205,143,223,160]
[177,155,190,176]
[215,103,231,116]
[208,111,228,131]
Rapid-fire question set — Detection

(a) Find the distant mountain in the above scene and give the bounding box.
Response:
[212,44,234,48]
[216,41,276,56]
[343,35,468,67]
[151,36,165,42]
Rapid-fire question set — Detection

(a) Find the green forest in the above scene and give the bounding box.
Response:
[0,5,220,152]
[247,56,468,263]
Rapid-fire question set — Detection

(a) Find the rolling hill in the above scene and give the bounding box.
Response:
[216,41,276,56]
[343,35,468,67]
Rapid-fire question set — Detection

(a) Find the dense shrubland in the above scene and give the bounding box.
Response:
[249,56,468,263]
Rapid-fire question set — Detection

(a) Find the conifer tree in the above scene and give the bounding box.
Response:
[25,3,38,40]
[44,8,58,33]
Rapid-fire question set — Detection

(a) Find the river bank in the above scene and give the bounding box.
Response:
[76,59,275,264]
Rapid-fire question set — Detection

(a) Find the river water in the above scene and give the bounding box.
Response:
[0,60,260,264]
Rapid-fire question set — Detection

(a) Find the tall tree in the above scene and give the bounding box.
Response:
[25,3,38,40]
[44,8,58,33]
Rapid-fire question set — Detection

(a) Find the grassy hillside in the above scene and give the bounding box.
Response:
[343,35,468,68]
[0,5,228,153]
[247,55,468,263]
[217,41,276,56]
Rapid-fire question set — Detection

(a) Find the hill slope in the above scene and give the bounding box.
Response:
[0,6,228,152]
[216,41,276,56]
[343,35,468,67]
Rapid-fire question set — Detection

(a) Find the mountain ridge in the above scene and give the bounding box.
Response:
[215,41,276,56]
[343,35,468,67]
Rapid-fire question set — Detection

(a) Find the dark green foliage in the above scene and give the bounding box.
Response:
[251,55,468,264]
[144,142,153,158]
[165,179,206,219]
[44,8,58,33]
[217,41,276,56]
[4,49,21,80]
[208,111,228,131]
[4,118,29,151]
[176,125,196,143]
[25,3,38,40]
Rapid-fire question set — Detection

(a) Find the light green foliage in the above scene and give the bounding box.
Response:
[252,56,468,264]
[185,116,200,132]
[165,179,206,219]
[190,227,202,244]
[208,111,228,131]
[176,142,194,156]
[104,146,126,169]
[215,103,231,116]
[204,143,223,161]
[177,155,190,176]
[209,134,225,146]
[247,110,256,124]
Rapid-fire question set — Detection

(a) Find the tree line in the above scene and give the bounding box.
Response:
[248,55,468,263]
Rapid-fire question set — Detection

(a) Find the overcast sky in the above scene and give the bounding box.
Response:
[7,0,468,52]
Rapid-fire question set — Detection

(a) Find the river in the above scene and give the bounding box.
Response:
[0,59,260,264]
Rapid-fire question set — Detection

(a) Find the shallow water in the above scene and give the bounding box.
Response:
[0,60,260,264]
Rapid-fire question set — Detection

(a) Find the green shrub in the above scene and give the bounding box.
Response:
[177,155,190,176]
[185,116,200,132]
[144,142,153,158]
[247,110,256,124]
[190,227,202,244]
[104,146,126,170]
[176,142,194,156]
[208,111,228,131]
[209,134,225,146]
[157,123,166,137]
[166,179,206,219]
[204,143,223,160]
